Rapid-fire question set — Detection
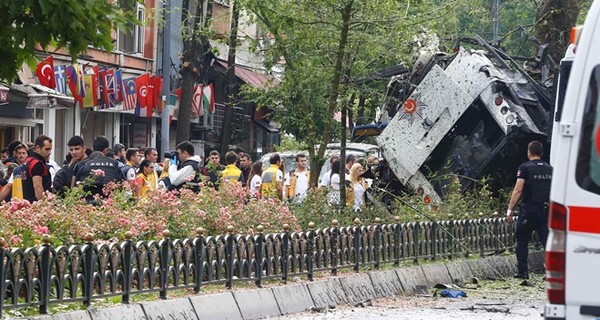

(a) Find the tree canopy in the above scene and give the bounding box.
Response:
[0,0,140,82]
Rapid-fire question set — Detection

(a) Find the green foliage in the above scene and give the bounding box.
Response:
[275,134,308,152]
[289,188,389,229]
[390,175,510,223]
[0,0,141,81]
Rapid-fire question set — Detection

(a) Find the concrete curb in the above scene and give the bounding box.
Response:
[24,252,545,320]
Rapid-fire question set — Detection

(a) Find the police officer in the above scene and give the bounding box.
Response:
[506,141,553,279]
[72,136,123,204]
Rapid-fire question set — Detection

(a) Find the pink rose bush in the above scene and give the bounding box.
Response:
[0,179,300,248]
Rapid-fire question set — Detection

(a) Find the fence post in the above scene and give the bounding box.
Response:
[122,232,133,304]
[0,238,5,319]
[492,212,501,254]
[413,218,420,264]
[38,234,52,315]
[478,216,485,257]
[255,225,264,288]
[194,227,205,293]
[464,219,471,258]
[307,222,315,281]
[394,216,401,266]
[448,216,455,259]
[282,224,290,284]
[159,229,172,299]
[225,226,235,289]
[353,218,361,272]
[431,222,437,260]
[82,233,95,307]
[331,219,339,276]
[374,218,381,270]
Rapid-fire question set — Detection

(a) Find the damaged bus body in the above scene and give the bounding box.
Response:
[368,39,554,203]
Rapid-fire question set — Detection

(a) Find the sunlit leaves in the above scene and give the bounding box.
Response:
[0,0,141,81]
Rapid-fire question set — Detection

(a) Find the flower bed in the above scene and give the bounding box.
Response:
[0,180,298,248]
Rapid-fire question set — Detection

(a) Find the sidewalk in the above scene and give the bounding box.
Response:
[27,252,545,320]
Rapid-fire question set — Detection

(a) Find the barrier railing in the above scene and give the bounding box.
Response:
[0,217,516,316]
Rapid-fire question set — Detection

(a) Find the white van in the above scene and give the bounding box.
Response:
[545,1,600,319]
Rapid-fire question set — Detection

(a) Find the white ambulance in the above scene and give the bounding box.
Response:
[545,0,600,319]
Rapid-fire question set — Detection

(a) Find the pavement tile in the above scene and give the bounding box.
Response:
[88,304,146,320]
[233,288,280,319]
[306,278,347,308]
[272,284,315,315]
[395,266,428,294]
[29,310,91,320]
[368,270,403,298]
[190,292,243,320]
[338,273,377,304]
[141,297,198,320]
[420,263,453,286]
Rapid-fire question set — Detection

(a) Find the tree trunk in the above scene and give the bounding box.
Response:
[535,0,579,62]
[312,1,354,188]
[176,0,214,144]
[220,0,240,155]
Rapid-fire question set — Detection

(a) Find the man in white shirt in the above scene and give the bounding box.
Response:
[285,153,310,203]
[165,141,202,192]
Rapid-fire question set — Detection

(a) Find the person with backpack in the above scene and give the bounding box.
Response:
[0,143,29,202]
[53,136,88,196]
[121,148,141,182]
[22,135,53,203]
[164,141,202,192]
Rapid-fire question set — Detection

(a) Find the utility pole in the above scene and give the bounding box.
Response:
[492,0,499,45]
[161,0,172,158]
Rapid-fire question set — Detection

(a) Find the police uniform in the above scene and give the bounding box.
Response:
[74,153,123,202]
[515,159,553,278]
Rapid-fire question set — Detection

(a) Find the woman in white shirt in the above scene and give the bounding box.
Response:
[248,161,263,197]
[327,159,341,204]
[348,162,368,210]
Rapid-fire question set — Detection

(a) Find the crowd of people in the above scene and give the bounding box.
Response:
[0,135,376,210]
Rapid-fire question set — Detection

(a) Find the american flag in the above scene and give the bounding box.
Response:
[54,65,67,94]
[123,77,137,110]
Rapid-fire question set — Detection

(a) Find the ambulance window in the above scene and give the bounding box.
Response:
[575,65,600,194]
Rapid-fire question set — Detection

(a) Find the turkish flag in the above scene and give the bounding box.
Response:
[36,56,56,89]
[135,73,149,108]
[152,76,162,111]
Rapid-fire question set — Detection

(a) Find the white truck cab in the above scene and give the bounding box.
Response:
[545,1,600,319]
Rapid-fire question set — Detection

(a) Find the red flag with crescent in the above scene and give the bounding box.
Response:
[36,56,56,89]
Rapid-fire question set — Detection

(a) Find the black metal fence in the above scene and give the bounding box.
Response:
[0,217,516,316]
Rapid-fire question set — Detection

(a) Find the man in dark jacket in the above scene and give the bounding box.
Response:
[73,136,123,203]
[22,135,53,202]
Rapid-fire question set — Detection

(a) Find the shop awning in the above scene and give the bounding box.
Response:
[9,83,74,109]
[216,61,277,88]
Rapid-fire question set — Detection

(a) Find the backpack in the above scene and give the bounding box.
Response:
[120,164,137,181]
[12,157,48,200]
[52,164,74,196]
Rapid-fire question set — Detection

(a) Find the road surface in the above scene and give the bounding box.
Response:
[276,275,546,319]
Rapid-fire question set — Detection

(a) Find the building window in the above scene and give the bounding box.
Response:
[117,1,145,54]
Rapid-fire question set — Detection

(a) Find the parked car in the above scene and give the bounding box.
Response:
[259,143,380,182]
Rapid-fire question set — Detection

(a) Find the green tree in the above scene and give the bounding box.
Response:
[242,0,445,188]
[0,0,140,82]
